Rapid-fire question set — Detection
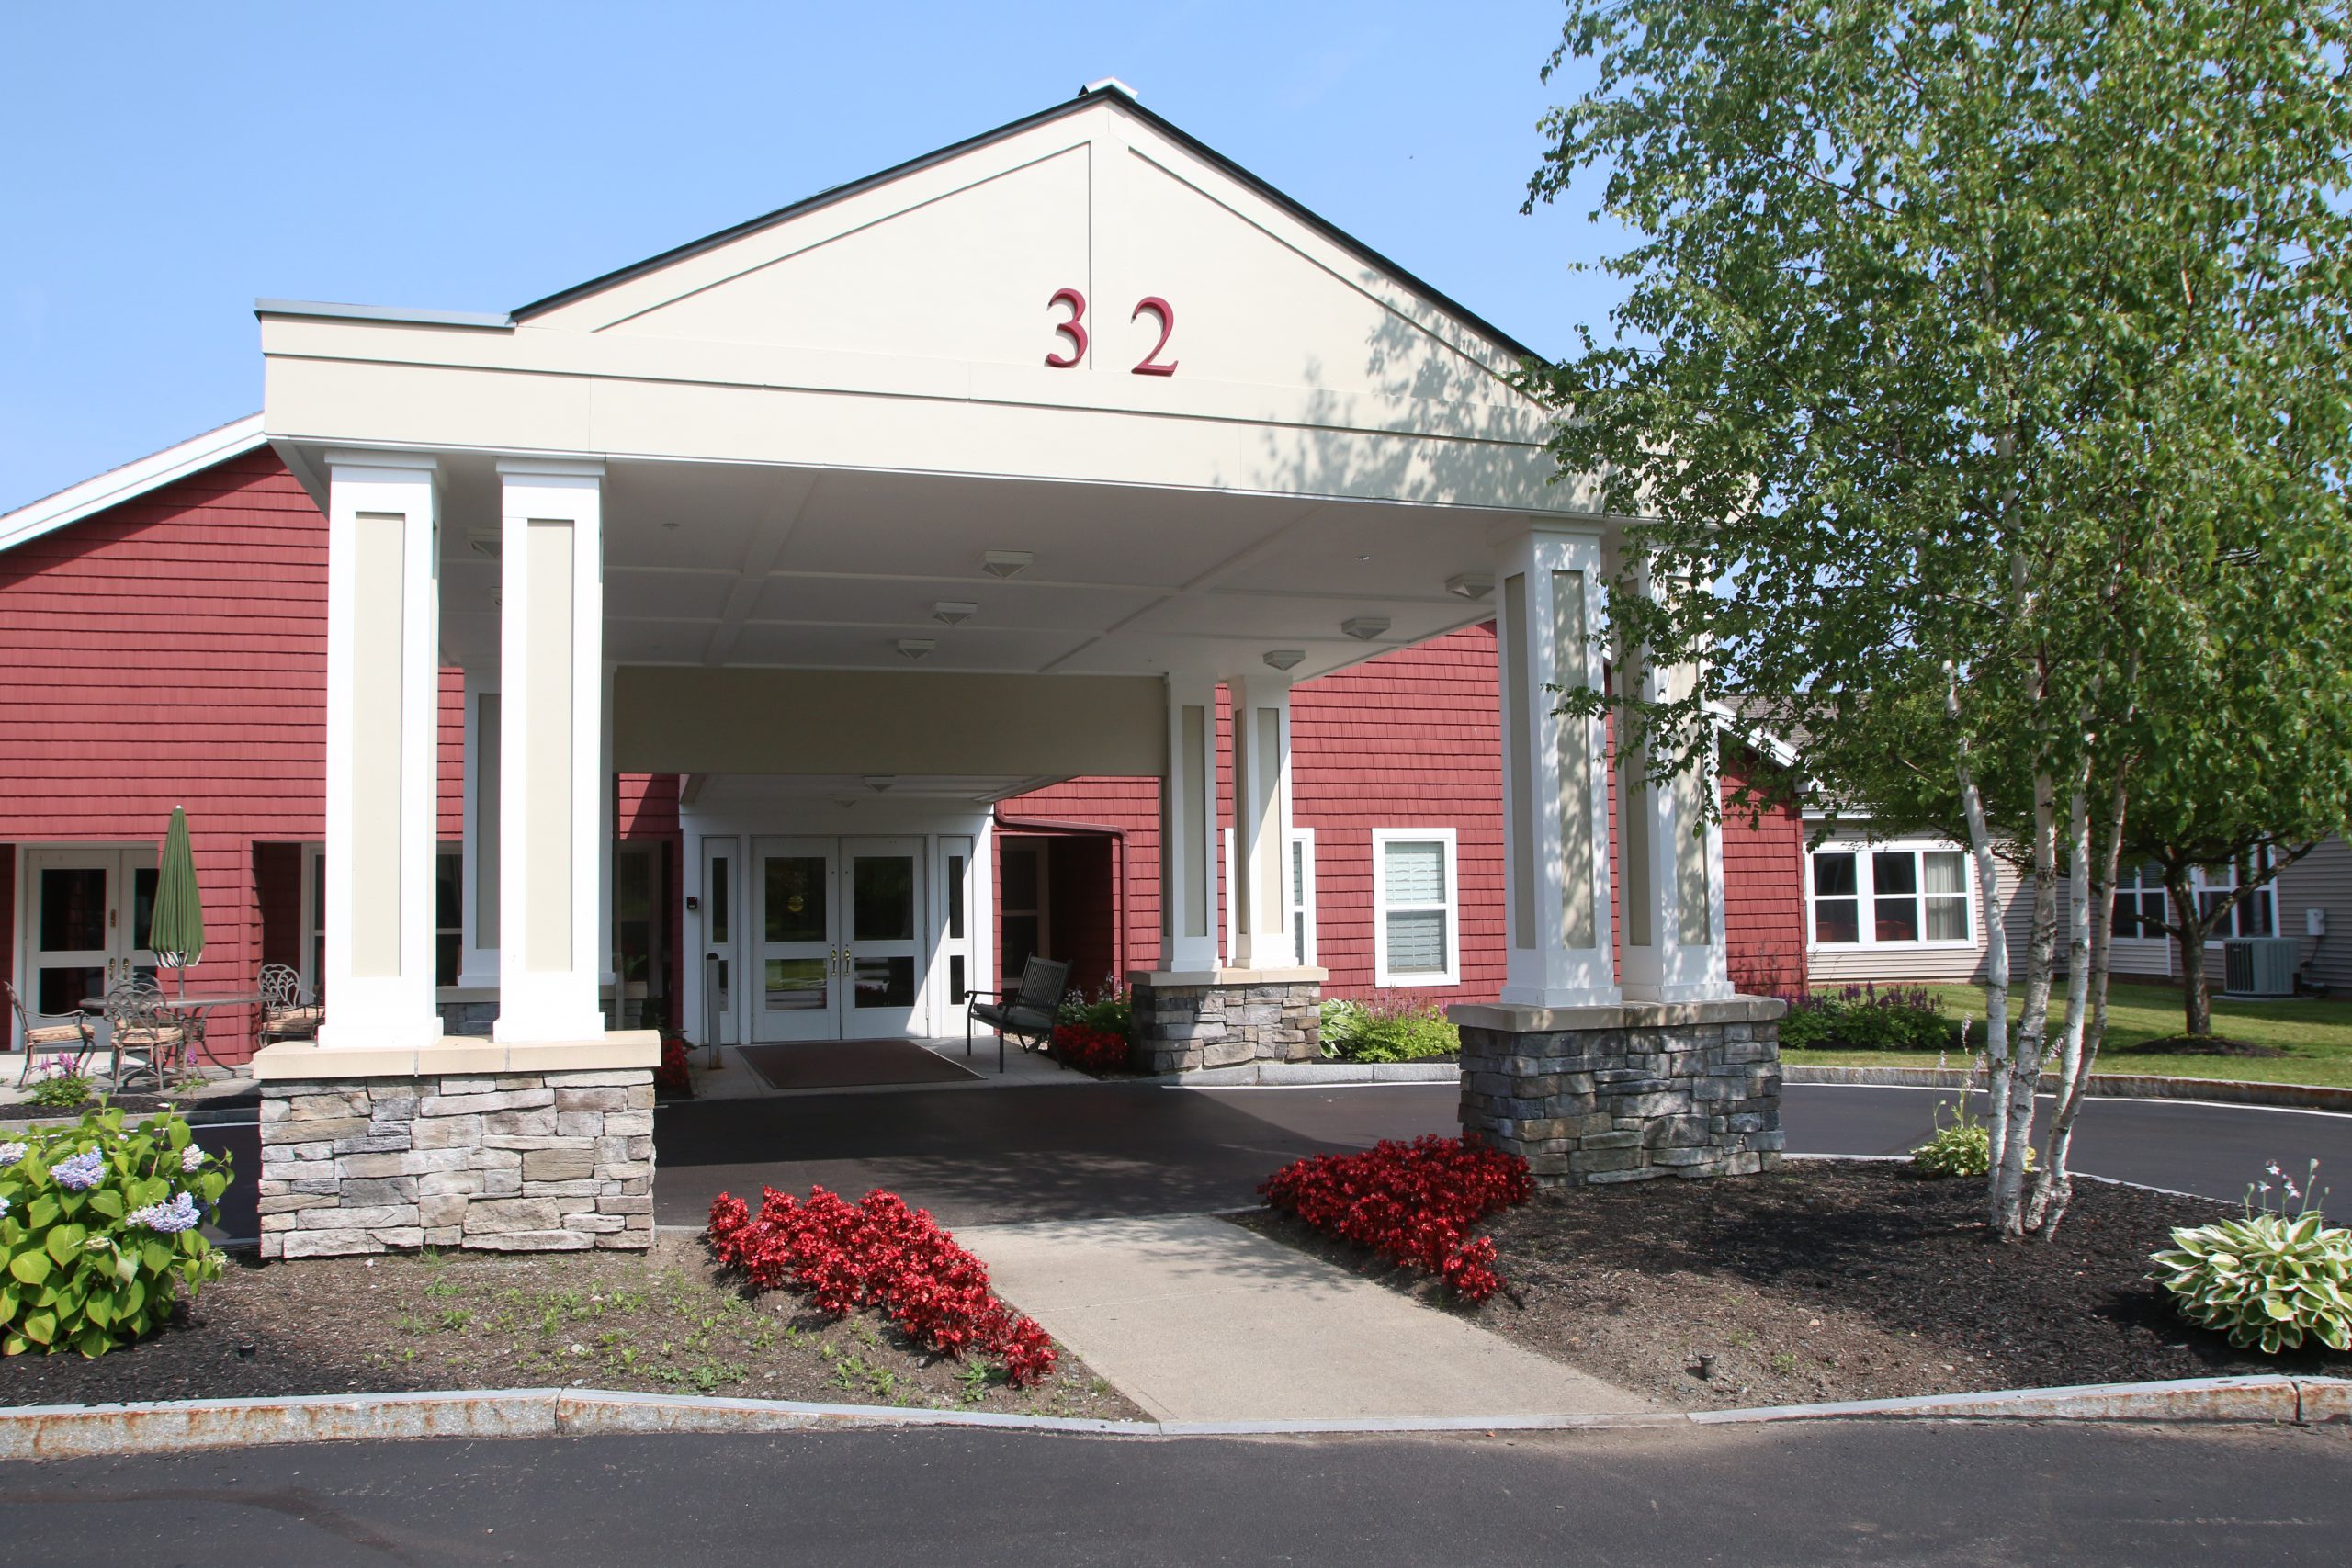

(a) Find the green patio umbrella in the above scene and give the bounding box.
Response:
[151,805,205,997]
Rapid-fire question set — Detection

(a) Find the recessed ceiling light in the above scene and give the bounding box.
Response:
[1356,553,1374,562]
[1444,573,1495,601]
[932,601,977,626]
[661,520,681,532]
[1262,649,1306,671]
[897,637,937,660]
[981,550,1033,579]
[1341,615,1390,642]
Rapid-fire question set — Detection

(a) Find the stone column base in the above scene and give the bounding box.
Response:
[1129,967,1327,1075]
[253,1035,660,1258]
[1449,997,1786,1185]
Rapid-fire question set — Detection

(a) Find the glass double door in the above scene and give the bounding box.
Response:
[752,837,924,1042]
[21,847,160,1021]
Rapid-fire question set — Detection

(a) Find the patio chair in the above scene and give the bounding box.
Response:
[103,980,191,1095]
[966,956,1071,1075]
[257,963,322,1048]
[6,977,94,1088]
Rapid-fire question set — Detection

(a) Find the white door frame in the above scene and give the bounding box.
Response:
[696,834,743,1047]
[14,845,161,1038]
[751,836,842,1043]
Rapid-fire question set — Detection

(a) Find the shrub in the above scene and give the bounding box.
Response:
[1780,984,1956,1053]
[1318,996,1459,1064]
[0,1107,232,1357]
[707,1185,1057,1386]
[22,1058,92,1111]
[1910,1096,2031,1179]
[653,1036,694,1097]
[2152,1162,2352,1356]
[1260,1134,1532,1302]
[1050,1022,1131,1075]
[1057,985,1132,1040]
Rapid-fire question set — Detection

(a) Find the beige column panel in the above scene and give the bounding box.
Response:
[1227,671,1294,969]
[317,455,442,1050]
[1494,524,1620,1008]
[494,459,608,1044]
[1159,673,1221,975]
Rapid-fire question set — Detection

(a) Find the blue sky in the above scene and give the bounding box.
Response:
[0,1,1627,513]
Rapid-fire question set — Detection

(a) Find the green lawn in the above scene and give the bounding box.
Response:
[1781,981,2352,1088]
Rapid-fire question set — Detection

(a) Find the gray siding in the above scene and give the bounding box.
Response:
[2276,836,2352,995]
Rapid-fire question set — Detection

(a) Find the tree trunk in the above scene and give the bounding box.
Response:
[2166,869,2213,1037]
[2033,769,2129,1239]
[1952,687,2009,1179]
[1995,767,2060,1238]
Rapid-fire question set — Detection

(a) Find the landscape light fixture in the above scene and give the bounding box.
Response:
[896,637,936,660]
[932,601,977,626]
[1443,573,1494,601]
[1340,615,1390,642]
[1262,649,1306,671]
[980,550,1033,579]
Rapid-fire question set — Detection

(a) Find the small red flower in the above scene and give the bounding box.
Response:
[1260,1135,1529,1302]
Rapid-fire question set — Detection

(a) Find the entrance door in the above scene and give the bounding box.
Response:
[699,837,739,1047]
[747,836,927,1042]
[752,837,838,1042]
[19,847,159,1021]
[842,837,923,1040]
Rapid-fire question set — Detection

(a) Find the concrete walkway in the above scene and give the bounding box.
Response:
[959,1213,1648,1423]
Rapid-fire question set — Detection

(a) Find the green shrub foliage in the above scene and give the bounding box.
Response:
[0,1107,232,1357]
[2152,1165,2352,1356]
[1780,984,1957,1053]
[1910,1098,2030,1179]
[1319,997,1458,1064]
[1056,986,1133,1041]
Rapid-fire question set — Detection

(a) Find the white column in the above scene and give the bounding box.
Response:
[457,666,501,990]
[1159,673,1221,974]
[1615,570,1735,1003]
[599,660,616,994]
[1495,525,1620,1008]
[1227,670,1294,969]
[492,458,608,1044]
[316,454,442,1050]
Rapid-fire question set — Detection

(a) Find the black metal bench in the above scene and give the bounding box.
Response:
[966,956,1071,1074]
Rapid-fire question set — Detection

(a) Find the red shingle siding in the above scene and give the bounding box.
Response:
[1,451,327,1059]
[0,844,15,1009]
[1720,752,1806,996]
[438,668,465,841]
[1001,779,1164,976]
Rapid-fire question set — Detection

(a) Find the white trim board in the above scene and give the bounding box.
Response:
[0,414,267,558]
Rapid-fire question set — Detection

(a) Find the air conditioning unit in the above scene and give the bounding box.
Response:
[2222,938,2297,997]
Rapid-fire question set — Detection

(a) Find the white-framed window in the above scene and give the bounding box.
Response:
[2111,863,2172,942]
[1808,841,1972,947]
[1373,828,1458,987]
[2196,856,2278,940]
[1223,827,1317,966]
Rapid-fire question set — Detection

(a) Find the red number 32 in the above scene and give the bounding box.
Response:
[1043,288,1178,377]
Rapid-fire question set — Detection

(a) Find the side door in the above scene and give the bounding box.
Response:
[751,836,839,1042]
[698,836,741,1048]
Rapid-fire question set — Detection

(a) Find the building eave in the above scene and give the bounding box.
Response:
[0,412,270,558]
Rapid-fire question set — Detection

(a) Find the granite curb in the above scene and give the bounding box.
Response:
[1,1376,2343,1461]
[1150,1061,1460,1087]
[1785,1066,2352,1113]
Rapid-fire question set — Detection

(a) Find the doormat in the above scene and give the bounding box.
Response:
[735,1039,984,1092]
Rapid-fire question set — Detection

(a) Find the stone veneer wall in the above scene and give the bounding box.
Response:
[1130,976,1322,1075]
[1456,1003,1783,1185]
[258,1069,656,1258]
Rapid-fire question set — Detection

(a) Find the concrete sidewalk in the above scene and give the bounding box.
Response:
[958,1213,1648,1423]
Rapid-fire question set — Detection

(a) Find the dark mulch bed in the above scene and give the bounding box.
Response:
[2116,1034,2287,1059]
[0,1089,261,1126]
[1238,1160,2350,1411]
[0,1233,1144,1421]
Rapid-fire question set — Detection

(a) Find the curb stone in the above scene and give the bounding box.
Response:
[0,1376,2343,1461]
[1785,1066,2352,1114]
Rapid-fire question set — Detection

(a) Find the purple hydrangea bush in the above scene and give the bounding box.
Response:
[0,1107,232,1357]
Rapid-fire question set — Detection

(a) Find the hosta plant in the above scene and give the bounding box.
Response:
[2152,1163,2352,1356]
[0,1106,232,1357]
[1911,1096,2030,1179]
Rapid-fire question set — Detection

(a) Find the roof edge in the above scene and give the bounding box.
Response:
[255,299,514,330]
[0,413,271,558]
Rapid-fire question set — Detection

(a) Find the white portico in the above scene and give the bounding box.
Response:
[249,83,1759,1250]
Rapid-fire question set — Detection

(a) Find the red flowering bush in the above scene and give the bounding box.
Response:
[1259,1134,1532,1303]
[706,1186,1057,1386]
[653,1036,694,1096]
[1050,1023,1131,1075]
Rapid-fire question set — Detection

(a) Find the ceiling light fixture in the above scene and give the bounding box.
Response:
[864,775,897,794]
[932,601,977,626]
[897,637,936,660]
[1262,649,1306,671]
[1444,573,1495,601]
[981,550,1033,579]
[1341,615,1391,642]
[467,530,502,558]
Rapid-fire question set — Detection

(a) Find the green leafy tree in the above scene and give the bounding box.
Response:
[1521,0,2352,1236]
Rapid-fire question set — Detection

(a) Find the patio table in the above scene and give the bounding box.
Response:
[79,992,262,1080]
